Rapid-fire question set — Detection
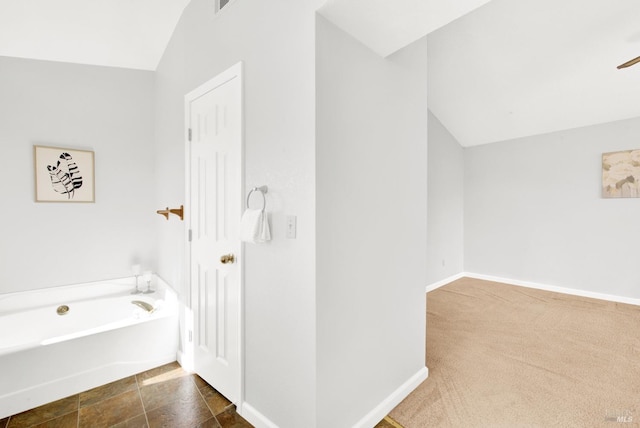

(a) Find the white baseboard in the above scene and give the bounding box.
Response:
[425,273,465,293]
[464,272,640,306]
[240,402,280,428]
[424,272,640,306]
[176,350,193,372]
[239,368,429,428]
[352,366,429,428]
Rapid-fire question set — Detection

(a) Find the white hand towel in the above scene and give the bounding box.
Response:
[256,211,271,243]
[240,209,261,242]
[240,209,271,243]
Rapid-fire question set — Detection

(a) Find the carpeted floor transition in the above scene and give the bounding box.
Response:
[390,277,640,428]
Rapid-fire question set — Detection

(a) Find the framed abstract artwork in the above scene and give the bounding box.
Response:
[602,149,640,198]
[34,145,95,202]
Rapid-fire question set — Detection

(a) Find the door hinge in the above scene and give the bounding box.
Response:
[188,128,192,142]
[188,229,192,242]
[188,330,193,342]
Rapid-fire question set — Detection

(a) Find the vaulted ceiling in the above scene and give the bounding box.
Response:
[427,0,640,147]
[2,0,639,146]
[0,0,191,70]
[318,0,492,57]
[320,0,640,147]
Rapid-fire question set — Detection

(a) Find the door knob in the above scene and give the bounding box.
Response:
[220,254,235,264]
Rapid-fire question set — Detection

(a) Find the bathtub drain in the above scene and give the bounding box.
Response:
[57,305,70,315]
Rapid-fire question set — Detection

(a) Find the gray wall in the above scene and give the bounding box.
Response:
[154,1,322,426]
[465,117,640,299]
[316,16,428,427]
[427,111,464,285]
[0,56,156,294]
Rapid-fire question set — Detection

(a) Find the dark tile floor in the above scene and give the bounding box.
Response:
[1,362,252,428]
[0,361,402,428]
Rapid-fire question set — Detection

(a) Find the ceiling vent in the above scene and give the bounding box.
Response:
[216,0,231,13]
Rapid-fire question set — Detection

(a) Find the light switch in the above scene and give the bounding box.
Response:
[286,215,297,239]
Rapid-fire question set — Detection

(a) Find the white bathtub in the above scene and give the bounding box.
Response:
[0,276,179,418]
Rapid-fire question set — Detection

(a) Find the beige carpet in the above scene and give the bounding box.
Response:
[390,277,640,428]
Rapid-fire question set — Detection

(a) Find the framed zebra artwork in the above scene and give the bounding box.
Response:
[34,145,95,202]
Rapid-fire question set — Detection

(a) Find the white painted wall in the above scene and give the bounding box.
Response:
[0,56,156,294]
[465,117,640,299]
[316,16,428,427]
[153,1,322,426]
[426,111,464,285]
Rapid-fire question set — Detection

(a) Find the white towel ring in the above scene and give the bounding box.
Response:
[247,186,268,211]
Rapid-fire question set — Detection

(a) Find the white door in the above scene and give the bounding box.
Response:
[186,63,243,404]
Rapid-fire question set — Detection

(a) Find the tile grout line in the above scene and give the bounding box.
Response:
[76,377,141,427]
[135,374,151,428]
[191,376,220,426]
[11,406,78,428]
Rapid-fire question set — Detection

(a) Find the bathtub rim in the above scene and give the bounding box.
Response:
[0,275,176,315]
[0,275,178,358]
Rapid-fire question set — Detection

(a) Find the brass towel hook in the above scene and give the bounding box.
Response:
[156,205,184,221]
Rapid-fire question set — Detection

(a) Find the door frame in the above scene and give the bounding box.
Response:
[183,61,245,410]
